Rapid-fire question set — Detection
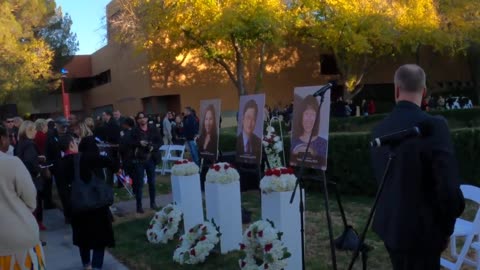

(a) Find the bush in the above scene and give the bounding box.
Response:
[219,128,480,195]
[330,108,480,132]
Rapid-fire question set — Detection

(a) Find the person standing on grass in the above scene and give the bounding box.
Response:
[371,64,464,270]
[163,112,173,145]
[183,107,200,166]
[132,112,162,213]
[0,124,46,270]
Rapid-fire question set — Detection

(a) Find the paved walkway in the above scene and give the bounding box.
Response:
[42,194,172,270]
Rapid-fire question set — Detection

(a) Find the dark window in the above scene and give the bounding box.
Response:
[94,70,111,87]
[320,54,339,75]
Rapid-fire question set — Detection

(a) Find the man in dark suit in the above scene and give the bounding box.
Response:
[371,64,465,270]
[102,110,121,186]
[236,99,262,164]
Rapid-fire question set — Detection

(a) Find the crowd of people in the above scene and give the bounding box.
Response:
[0,107,201,270]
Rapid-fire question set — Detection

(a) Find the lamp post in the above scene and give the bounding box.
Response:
[61,68,71,119]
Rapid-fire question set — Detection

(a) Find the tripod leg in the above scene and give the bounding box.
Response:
[322,171,338,270]
[329,181,348,228]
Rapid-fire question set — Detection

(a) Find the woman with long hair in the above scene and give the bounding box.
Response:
[290,95,328,168]
[14,121,47,230]
[56,135,117,270]
[197,104,218,161]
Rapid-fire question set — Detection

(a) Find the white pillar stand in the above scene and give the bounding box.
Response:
[261,190,304,270]
[205,181,243,254]
[171,174,204,232]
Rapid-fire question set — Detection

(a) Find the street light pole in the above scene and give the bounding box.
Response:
[60,68,70,119]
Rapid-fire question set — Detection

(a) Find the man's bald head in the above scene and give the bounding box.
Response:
[394,64,426,93]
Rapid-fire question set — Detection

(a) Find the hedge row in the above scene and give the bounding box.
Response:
[219,128,480,195]
[330,108,480,132]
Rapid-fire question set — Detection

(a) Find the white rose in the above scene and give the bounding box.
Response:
[267,126,275,133]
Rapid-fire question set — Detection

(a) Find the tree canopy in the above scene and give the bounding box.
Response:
[0,0,78,104]
[112,0,294,96]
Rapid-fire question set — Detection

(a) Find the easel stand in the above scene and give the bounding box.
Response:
[289,91,338,270]
[347,151,396,270]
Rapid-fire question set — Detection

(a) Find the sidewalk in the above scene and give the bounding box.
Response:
[42,194,172,270]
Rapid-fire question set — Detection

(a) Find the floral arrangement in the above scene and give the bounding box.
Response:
[239,220,291,270]
[146,204,183,244]
[173,221,221,265]
[262,126,284,168]
[260,167,297,193]
[172,159,199,176]
[205,162,240,184]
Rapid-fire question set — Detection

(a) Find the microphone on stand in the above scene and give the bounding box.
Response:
[370,120,433,148]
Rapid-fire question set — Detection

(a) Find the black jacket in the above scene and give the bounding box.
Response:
[132,125,161,162]
[104,118,121,144]
[183,114,198,141]
[371,101,464,252]
[14,139,40,178]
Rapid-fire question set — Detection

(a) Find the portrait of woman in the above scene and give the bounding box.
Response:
[290,95,328,168]
[198,104,219,161]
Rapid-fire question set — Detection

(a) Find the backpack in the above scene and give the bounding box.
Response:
[70,154,114,212]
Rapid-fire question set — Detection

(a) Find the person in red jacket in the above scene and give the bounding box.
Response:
[368,100,376,115]
[33,119,48,155]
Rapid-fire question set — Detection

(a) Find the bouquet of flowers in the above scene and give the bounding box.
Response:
[260,167,297,193]
[205,162,240,184]
[172,159,199,176]
[173,221,221,265]
[239,220,291,270]
[262,126,284,168]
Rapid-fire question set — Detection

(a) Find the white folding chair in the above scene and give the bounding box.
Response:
[155,145,171,175]
[441,185,480,269]
[163,145,186,174]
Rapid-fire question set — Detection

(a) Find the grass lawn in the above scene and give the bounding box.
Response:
[110,191,395,270]
[114,175,172,202]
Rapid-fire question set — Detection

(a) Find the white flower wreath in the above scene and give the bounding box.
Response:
[172,159,199,176]
[206,162,240,184]
[146,204,182,244]
[239,220,291,270]
[173,221,221,265]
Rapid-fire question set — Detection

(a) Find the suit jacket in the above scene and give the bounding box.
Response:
[371,101,464,252]
[236,132,262,164]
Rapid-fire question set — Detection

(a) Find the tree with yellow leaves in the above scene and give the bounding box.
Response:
[111,0,293,96]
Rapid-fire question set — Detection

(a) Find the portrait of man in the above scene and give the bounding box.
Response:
[290,86,331,170]
[236,94,265,164]
[198,99,221,162]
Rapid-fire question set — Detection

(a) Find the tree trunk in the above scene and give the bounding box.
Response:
[468,43,480,104]
[231,34,246,96]
[255,42,267,93]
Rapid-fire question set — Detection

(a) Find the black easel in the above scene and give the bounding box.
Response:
[289,90,338,270]
[347,151,396,270]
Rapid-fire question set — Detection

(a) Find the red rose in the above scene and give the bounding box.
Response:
[149,224,153,229]
[224,164,230,170]
[280,168,288,174]
[273,170,281,177]
[174,161,182,165]
[214,165,221,171]
[264,263,269,269]
[241,260,246,267]
[230,164,235,168]
[183,160,189,164]
[189,228,194,233]
[169,217,173,222]
[239,243,246,250]
[287,167,295,174]
[265,170,273,176]
[264,243,273,253]
[258,230,263,237]
[247,231,252,238]
[200,236,206,241]
[190,248,196,256]
[202,226,207,232]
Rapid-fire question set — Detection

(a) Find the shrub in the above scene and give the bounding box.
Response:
[219,128,480,195]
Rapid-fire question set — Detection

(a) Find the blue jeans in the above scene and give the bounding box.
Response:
[187,140,200,166]
[134,159,156,208]
[80,247,105,269]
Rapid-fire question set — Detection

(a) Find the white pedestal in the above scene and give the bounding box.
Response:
[261,190,304,270]
[171,174,204,232]
[205,181,243,254]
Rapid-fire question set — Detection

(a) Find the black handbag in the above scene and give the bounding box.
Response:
[71,154,114,212]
